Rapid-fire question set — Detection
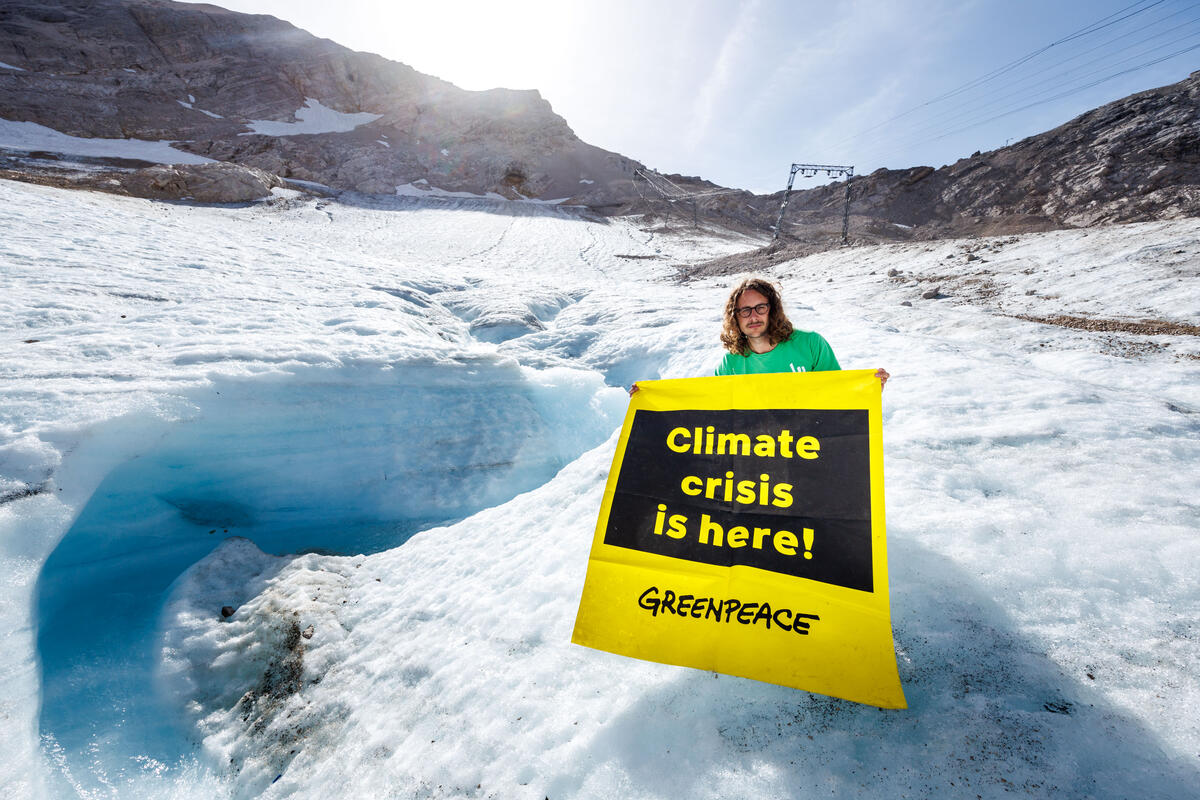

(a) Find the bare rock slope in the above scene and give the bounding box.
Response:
[752,71,1200,241]
[124,162,283,202]
[1,0,1197,235]
[0,0,639,203]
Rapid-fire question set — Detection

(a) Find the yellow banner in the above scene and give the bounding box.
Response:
[572,370,906,708]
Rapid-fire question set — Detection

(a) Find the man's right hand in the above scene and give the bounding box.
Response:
[628,382,639,396]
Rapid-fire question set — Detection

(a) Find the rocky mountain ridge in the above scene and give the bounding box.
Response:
[767,70,1200,241]
[0,0,640,202]
[658,69,1200,247]
[1,0,1197,241]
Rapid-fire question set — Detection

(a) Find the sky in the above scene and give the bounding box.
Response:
[162,0,1200,189]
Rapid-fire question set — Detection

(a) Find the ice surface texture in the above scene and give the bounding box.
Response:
[1,177,1198,798]
[35,361,623,794]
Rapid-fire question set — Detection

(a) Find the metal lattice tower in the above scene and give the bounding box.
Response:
[633,168,741,227]
[773,163,855,244]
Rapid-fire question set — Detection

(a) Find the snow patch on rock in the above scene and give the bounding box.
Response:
[0,118,214,164]
[246,98,382,137]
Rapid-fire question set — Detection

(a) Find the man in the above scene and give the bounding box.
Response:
[630,277,888,392]
[715,277,889,386]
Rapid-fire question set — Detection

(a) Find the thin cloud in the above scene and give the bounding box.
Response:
[684,0,764,155]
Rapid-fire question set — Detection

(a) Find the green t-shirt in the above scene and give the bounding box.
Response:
[715,330,841,376]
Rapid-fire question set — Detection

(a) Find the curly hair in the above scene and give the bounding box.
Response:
[719,277,794,356]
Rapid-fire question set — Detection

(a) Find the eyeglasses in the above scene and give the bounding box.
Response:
[735,303,770,318]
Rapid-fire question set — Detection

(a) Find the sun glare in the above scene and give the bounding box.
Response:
[368,0,582,92]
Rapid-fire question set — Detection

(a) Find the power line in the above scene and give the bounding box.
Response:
[861,21,1200,159]
[842,1,1199,169]
[851,4,1199,155]
[632,168,740,200]
[850,0,1170,142]
[632,167,740,228]
[865,39,1200,166]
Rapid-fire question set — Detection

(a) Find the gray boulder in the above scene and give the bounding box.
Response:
[124,161,284,202]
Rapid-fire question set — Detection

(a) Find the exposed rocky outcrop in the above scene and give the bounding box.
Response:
[124,161,283,202]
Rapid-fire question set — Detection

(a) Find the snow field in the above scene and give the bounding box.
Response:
[0,97,381,166]
[0,118,215,165]
[0,178,756,797]
[1,176,1198,798]
[766,228,1200,747]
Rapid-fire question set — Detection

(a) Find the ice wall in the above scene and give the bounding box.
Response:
[34,359,625,796]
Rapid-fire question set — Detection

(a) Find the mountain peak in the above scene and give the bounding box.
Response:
[0,0,637,201]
